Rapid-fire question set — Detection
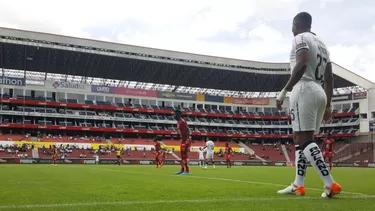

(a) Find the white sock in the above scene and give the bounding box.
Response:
[303,142,334,188]
[293,146,307,186]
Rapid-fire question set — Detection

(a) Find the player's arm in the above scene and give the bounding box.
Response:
[276,36,309,107]
[324,62,333,108]
[284,39,309,91]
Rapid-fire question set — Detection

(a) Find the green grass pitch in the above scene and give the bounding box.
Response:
[0,164,374,211]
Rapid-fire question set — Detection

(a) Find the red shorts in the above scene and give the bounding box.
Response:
[52,155,56,161]
[226,154,231,160]
[323,151,332,158]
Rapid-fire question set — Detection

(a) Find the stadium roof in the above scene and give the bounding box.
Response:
[0,27,372,98]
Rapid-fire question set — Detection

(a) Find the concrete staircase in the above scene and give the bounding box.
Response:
[281,144,291,162]
[160,141,180,160]
[335,143,350,154]
[238,142,266,162]
[32,149,39,158]
[334,147,370,162]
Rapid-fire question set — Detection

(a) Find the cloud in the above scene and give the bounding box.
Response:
[329,43,375,82]
[0,0,373,83]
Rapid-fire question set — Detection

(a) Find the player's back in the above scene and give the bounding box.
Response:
[206,141,214,150]
[291,32,330,86]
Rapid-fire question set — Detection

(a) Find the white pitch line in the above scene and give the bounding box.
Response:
[86,167,373,197]
[1,195,375,210]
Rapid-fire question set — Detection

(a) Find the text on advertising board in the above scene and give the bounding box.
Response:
[157,91,195,100]
[332,94,351,102]
[0,76,25,86]
[232,98,270,105]
[353,92,367,100]
[91,85,114,94]
[114,87,157,97]
[51,81,85,89]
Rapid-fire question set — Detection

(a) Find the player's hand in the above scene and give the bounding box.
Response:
[323,106,332,121]
[276,100,283,111]
[276,89,287,111]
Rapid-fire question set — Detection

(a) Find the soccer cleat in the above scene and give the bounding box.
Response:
[175,171,183,175]
[277,184,305,196]
[182,172,190,175]
[321,182,342,198]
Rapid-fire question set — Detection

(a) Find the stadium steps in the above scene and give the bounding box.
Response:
[335,143,351,154]
[31,137,38,142]
[237,142,266,162]
[334,147,370,162]
[32,149,39,158]
[280,145,290,162]
[105,139,112,144]
[160,141,181,160]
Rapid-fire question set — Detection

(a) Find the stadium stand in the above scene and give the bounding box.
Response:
[0,27,374,163]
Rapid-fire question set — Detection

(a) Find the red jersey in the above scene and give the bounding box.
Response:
[225,147,232,155]
[322,138,335,152]
[177,118,189,143]
[162,151,166,160]
[154,142,161,152]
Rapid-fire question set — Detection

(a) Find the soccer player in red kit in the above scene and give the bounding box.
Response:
[174,109,191,175]
[154,137,162,168]
[225,143,233,168]
[51,145,57,166]
[321,133,335,171]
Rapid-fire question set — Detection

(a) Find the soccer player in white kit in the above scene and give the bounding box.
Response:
[276,12,342,198]
[202,138,215,169]
[197,147,206,167]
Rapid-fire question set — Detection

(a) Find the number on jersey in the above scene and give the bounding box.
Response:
[315,54,327,82]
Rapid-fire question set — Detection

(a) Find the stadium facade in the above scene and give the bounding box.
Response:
[0,27,374,163]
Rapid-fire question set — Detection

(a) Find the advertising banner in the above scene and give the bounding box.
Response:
[114,87,157,97]
[0,76,25,86]
[0,159,373,168]
[274,162,286,166]
[91,85,115,94]
[332,94,352,102]
[46,81,90,92]
[158,91,196,101]
[205,95,224,103]
[232,98,270,105]
[241,161,272,166]
[353,92,367,100]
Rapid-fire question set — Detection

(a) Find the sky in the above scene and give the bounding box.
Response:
[0,0,374,83]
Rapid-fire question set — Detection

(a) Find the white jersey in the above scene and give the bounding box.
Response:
[197,149,205,159]
[290,32,331,85]
[205,141,215,152]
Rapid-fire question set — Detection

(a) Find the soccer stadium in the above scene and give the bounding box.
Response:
[0,27,374,211]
